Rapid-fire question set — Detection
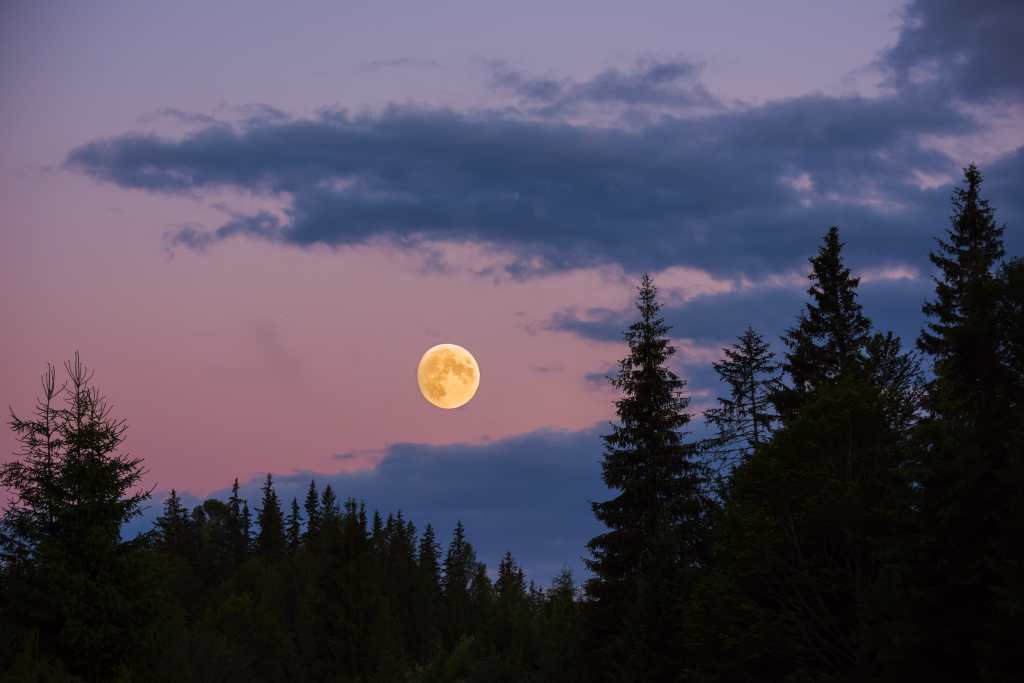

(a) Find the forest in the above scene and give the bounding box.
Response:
[1,164,1021,681]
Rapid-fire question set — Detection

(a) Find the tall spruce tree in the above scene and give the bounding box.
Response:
[442,521,477,650]
[286,497,301,553]
[241,500,252,554]
[912,163,1023,677]
[303,480,321,543]
[583,273,706,681]
[413,523,443,661]
[255,473,285,560]
[320,484,340,532]
[226,477,247,562]
[778,226,871,417]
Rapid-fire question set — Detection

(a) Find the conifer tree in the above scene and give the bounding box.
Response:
[695,228,922,679]
[468,561,494,633]
[494,551,532,661]
[155,489,192,558]
[442,521,476,649]
[255,473,285,560]
[413,523,443,660]
[226,477,247,561]
[583,274,705,681]
[703,326,780,473]
[241,500,252,554]
[371,510,385,552]
[286,497,301,553]
[303,480,321,542]
[778,226,871,416]
[1,355,157,679]
[539,567,581,681]
[320,484,340,532]
[496,551,526,603]
[912,163,1022,677]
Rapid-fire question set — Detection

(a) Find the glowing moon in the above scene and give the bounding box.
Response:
[417,343,480,409]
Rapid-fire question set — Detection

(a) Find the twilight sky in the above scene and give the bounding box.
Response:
[2,0,1022,582]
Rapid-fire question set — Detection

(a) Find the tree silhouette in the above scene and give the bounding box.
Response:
[911,163,1023,678]
[703,326,781,485]
[1,355,159,680]
[583,273,706,681]
[255,473,284,560]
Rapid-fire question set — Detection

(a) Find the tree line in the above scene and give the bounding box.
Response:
[1,164,1021,681]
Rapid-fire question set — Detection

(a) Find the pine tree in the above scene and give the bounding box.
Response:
[255,473,285,560]
[779,226,871,416]
[286,497,301,553]
[911,163,1022,677]
[703,326,780,475]
[583,274,705,681]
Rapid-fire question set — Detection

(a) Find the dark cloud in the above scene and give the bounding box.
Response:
[67,90,983,277]
[65,1,1023,277]
[880,0,1024,103]
[127,427,612,585]
[488,58,722,115]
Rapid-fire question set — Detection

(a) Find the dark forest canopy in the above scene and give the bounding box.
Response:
[2,164,1022,681]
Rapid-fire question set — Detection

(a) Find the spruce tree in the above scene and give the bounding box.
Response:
[779,226,871,416]
[320,484,339,532]
[583,273,705,681]
[442,521,476,650]
[414,523,443,660]
[155,489,192,559]
[494,551,532,662]
[241,500,252,554]
[1,355,158,679]
[226,477,247,562]
[912,163,1022,677]
[303,480,321,542]
[286,497,301,553]
[255,473,285,560]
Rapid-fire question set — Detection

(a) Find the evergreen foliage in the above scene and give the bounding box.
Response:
[702,326,781,493]
[583,273,707,681]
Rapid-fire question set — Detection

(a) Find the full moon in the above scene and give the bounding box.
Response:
[417,343,480,410]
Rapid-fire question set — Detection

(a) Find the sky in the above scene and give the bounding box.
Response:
[2,0,1022,583]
